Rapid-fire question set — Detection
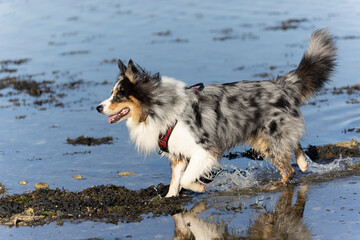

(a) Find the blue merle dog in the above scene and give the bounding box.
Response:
[97,29,336,197]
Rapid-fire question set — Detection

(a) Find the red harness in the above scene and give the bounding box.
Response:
[158,120,177,153]
[157,83,204,153]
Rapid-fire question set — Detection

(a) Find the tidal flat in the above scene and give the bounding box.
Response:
[1,0,360,239]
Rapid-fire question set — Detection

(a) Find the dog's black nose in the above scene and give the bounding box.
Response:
[96,105,103,113]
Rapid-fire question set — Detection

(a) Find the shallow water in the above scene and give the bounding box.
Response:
[1,0,360,239]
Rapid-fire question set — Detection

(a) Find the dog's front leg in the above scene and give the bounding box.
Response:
[165,157,188,198]
[179,150,217,193]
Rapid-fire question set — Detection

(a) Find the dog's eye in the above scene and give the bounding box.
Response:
[118,88,125,95]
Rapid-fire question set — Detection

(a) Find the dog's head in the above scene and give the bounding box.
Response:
[96,59,160,124]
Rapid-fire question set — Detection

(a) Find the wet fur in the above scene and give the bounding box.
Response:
[97,29,336,197]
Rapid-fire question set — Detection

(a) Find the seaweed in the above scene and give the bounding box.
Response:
[66,136,113,146]
[0,184,189,226]
[305,139,360,162]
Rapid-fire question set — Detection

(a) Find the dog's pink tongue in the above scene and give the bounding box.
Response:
[107,115,115,124]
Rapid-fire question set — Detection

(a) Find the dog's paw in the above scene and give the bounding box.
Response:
[297,154,309,172]
[192,181,206,193]
[165,191,179,198]
[180,180,206,193]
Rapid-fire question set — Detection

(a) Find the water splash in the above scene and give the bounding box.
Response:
[207,161,279,192]
[306,155,357,173]
[207,157,360,193]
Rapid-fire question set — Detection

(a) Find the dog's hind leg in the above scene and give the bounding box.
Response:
[179,149,218,193]
[166,156,188,198]
[279,164,295,183]
[295,144,308,172]
[270,154,295,183]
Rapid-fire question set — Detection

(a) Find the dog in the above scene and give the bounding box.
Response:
[96,29,336,197]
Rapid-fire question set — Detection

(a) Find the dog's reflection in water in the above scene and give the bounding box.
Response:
[172,185,311,240]
[172,201,224,240]
[247,185,312,240]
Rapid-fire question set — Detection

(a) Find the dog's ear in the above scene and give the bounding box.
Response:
[118,59,127,76]
[125,59,138,83]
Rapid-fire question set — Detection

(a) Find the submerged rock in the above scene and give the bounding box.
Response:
[335,139,359,148]
[72,175,82,180]
[34,182,49,190]
[18,180,28,185]
[118,171,136,176]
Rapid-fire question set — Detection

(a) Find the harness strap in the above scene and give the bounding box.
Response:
[158,120,178,153]
[187,83,204,91]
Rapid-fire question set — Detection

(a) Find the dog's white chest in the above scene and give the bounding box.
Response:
[167,121,201,157]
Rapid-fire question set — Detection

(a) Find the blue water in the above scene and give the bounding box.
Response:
[1,0,360,239]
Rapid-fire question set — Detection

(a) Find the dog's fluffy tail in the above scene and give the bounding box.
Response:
[276,29,337,104]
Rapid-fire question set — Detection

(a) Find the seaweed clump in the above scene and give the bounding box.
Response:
[66,136,113,146]
[265,18,308,31]
[0,184,189,227]
[0,76,53,97]
[305,139,360,162]
[332,84,360,95]
[0,58,30,73]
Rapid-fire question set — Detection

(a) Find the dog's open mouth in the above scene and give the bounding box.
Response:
[107,107,130,124]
